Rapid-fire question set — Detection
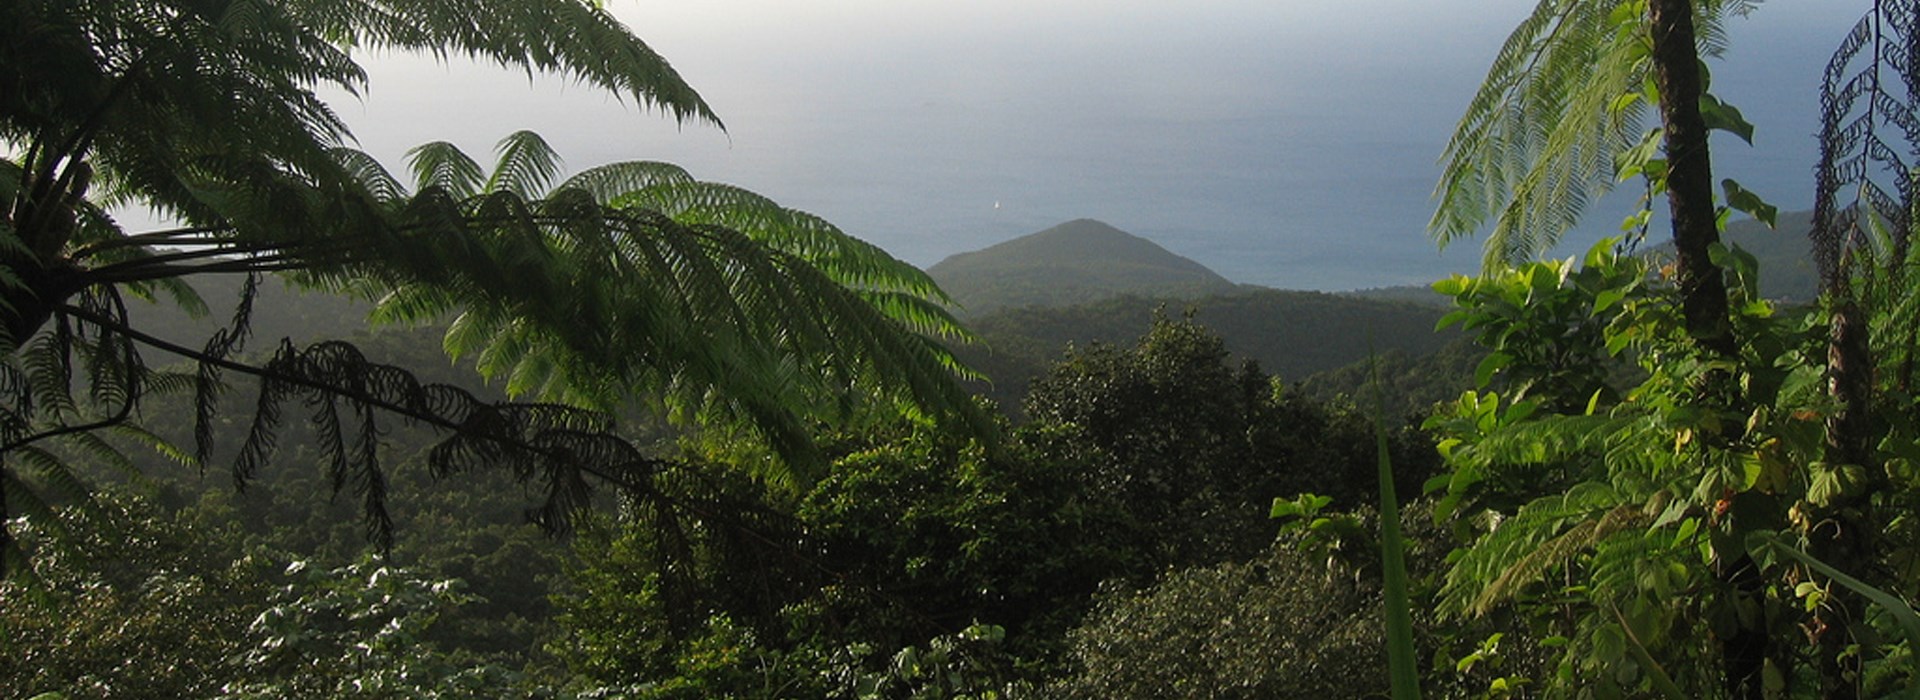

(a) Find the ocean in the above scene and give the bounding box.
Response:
[308,2,1869,291]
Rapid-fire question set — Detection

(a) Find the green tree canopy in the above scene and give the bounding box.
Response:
[0,0,986,575]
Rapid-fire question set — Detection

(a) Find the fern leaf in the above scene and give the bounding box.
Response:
[1440,481,1633,616]
[1434,0,1755,267]
[406,141,486,199]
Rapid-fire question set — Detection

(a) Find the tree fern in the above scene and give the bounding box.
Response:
[406,142,487,199]
[1439,481,1637,616]
[1,0,986,578]
[1432,0,1759,268]
[327,138,985,474]
[1811,0,1920,281]
[484,130,565,198]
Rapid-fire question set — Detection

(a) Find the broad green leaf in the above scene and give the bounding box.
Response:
[1592,623,1627,664]
[1615,128,1666,181]
[1719,178,1778,228]
[1700,93,1755,144]
[1594,288,1627,314]
[1432,275,1472,297]
[1475,352,1511,388]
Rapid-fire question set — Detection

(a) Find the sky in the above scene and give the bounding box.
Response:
[320,0,1872,291]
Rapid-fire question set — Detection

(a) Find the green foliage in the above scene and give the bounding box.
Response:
[547,315,1424,695]
[1297,337,1489,419]
[958,289,1460,417]
[1431,239,1649,412]
[1024,313,1436,568]
[549,420,1081,697]
[1431,0,1761,267]
[0,491,548,698]
[1,0,987,581]
[218,556,500,699]
[338,133,986,479]
[1421,232,1920,694]
[1049,543,1391,699]
[0,495,262,699]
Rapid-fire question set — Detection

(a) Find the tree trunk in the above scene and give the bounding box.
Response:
[1812,254,1873,700]
[1648,0,1734,358]
[1646,1,1765,697]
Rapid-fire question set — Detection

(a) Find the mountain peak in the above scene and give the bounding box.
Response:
[928,220,1237,315]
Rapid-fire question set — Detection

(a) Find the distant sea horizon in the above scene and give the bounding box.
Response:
[646,4,1853,293]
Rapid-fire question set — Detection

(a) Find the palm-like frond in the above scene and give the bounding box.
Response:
[1810,0,1920,286]
[280,0,719,128]
[354,187,985,476]
[484,130,564,198]
[332,147,408,205]
[1432,0,1758,268]
[610,182,960,307]
[556,160,695,202]
[0,0,984,573]
[1439,481,1641,616]
[406,142,486,199]
[316,137,985,475]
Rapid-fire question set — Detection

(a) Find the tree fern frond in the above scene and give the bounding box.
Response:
[1474,502,1648,615]
[1447,412,1624,473]
[57,429,141,485]
[616,182,965,322]
[281,0,720,127]
[11,446,105,530]
[333,146,410,204]
[1586,524,1688,602]
[232,342,297,490]
[22,332,77,419]
[484,130,563,197]
[1440,480,1635,616]
[406,141,485,199]
[355,181,987,475]
[1434,0,1756,267]
[108,423,198,471]
[1434,0,1651,268]
[350,400,392,550]
[556,160,693,203]
[1811,0,1920,288]
[121,276,210,321]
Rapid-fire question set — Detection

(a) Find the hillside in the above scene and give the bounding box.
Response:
[1339,210,1823,305]
[956,289,1463,415]
[128,273,378,347]
[928,219,1240,315]
[138,271,1469,422]
[1703,209,1819,301]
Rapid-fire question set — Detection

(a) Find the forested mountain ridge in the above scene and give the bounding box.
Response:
[132,274,378,346]
[1341,209,1823,305]
[1660,208,1819,301]
[958,288,1465,414]
[928,219,1241,315]
[924,219,1470,413]
[140,273,1470,420]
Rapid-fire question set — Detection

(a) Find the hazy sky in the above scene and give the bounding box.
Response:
[322,1,1871,290]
